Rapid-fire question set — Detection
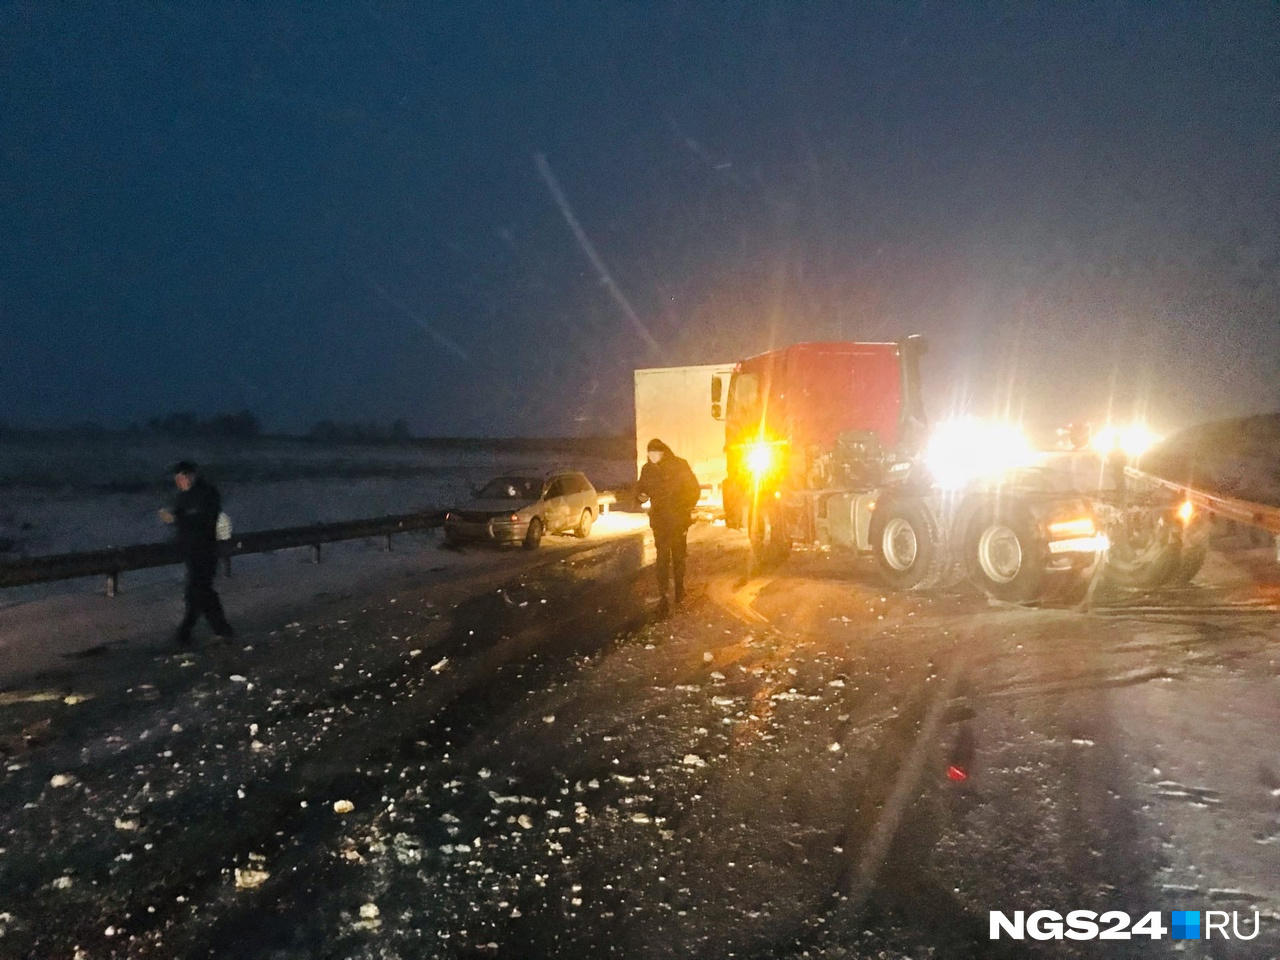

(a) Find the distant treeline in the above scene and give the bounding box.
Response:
[307,418,413,442]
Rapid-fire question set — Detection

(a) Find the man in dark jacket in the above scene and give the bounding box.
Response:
[635,438,701,610]
[160,461,234,645]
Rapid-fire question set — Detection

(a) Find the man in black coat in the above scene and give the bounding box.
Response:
[160,461,234,644]
[635,438,701,610]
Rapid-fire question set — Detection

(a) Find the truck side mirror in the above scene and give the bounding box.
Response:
[710,374,726,420]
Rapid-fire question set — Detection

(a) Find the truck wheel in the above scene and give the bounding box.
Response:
[1103,511,1180,589]
[523,518,544,550]
[1168,530,1209,584]
[575,509,594,539]
[748,502,790,570]
[964,510,1046,603]
[871,498,947,591]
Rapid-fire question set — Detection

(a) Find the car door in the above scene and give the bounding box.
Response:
[542,477,572,533]
[568,473,595,519]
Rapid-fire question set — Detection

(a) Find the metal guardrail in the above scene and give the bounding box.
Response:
[1126,466,1280,563]
[1126,467,1280,536]
[0,493,623,596]
[0,511,446,595]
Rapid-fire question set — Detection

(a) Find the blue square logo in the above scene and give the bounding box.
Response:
[1171,911,1200,939]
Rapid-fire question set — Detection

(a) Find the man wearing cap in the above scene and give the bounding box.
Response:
[159,461,235,644]
[635,439,701,611]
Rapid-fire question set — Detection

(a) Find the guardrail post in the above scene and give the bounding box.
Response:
[311,543,322,564]
[383,533,393,552]
[106,571,118,598]
[1275,533,1280,564]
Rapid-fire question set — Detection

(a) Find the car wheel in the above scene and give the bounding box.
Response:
[575,509,593,539]
[523,517,544,550]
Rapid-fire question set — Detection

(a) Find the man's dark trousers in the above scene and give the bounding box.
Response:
[653,525,688,600]
[178,550,232,640]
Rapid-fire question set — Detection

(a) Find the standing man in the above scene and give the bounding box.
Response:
[635,438,701,611]
[160,461,235,645]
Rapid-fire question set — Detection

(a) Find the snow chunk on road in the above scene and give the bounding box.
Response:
[681,754,706,768]
[333,799,355,814]
[234,867,269,890]
[431,657,450,673]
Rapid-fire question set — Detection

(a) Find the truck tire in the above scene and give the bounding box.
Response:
[1103,510,1180,589]
[748,502,790,570]
[523,518,544,550]
[1168,531,1209,585]
[871,498,948,591]
[964,508,1047,603]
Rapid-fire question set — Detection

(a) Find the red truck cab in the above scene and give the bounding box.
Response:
[720,338,927,528]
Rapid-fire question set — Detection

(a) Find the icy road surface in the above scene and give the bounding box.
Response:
[0,523,1277,958]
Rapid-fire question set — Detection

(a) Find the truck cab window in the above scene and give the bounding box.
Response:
[728,373,759,420]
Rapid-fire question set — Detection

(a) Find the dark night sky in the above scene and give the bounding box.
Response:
[2,1,1277,436]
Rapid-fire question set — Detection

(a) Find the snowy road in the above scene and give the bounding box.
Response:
[0,524,1277,958]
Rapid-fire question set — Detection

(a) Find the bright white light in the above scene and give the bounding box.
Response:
[924,418,1035,490]
[1090,422,1160,458]
[745,442,775,476]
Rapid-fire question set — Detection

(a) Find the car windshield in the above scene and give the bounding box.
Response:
[475,477,542,501]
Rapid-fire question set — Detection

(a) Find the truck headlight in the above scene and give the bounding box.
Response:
[924,418,1034,490]
[745,442,775,477]
[1090,422,1160,459]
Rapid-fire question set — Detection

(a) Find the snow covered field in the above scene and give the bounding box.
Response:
[0,436,636,557]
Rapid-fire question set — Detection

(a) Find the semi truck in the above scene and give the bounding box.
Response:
[712,337,1205,602]
[634,363,736,515]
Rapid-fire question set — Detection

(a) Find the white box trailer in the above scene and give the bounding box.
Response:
[634,363,734,513]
